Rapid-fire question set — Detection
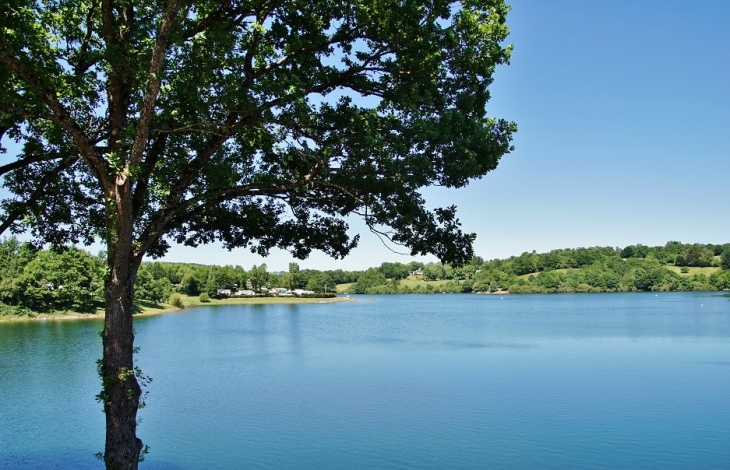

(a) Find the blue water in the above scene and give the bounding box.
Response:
[1,292,729,469]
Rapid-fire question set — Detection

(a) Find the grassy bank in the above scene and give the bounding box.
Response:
[337,276,453,293]
[0,294,354,323]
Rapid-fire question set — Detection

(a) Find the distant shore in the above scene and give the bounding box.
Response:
[0,295,355,323]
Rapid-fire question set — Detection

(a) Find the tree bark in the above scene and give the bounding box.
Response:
[100,176,144,470]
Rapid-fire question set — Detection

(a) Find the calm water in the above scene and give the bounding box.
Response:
[1,292,729,469]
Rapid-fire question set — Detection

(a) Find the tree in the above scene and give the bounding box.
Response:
[378,261,410,280]
[634,268,665,291]
[249,264,268,291]
[179,271,201,296]
[675,245,714,267]
[352,267,387,294]
[306,271,333,293]
[512,252,537,275]
[7,246,104,312]
[288,262,300,290]
[722,247,730,271]
[0,1,515,468]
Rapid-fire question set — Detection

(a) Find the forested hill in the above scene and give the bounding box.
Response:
[346,242,730,294]
[1,238,730,316]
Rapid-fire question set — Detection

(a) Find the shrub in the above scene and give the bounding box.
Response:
[296,292,337,298]
[199,292,210,303]
[168,294,185,309]
[680,267,690,274]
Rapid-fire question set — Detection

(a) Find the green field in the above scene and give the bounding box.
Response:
[517,266,721,280]
[665,266,720,276]
[337,277,456,293]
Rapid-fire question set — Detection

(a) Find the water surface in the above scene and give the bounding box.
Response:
[1,292,729,468]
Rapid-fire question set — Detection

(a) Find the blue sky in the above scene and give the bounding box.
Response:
[4,0,730,271]
[166,0,729,270]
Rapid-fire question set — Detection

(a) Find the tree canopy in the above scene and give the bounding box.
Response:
[1,0,515,263]
[0,0,515,468]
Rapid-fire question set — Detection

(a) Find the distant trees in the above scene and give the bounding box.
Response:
[674,245,715,267]
[378,262,411,281]
[344,241,730,295]
[512,252,537,275]
[248,265,269,292]
[722,248,730,271]
[633,268,665,291]
[620,244,649,259]
[0,240,103,312]
[134,266,172,304]
[2,238,730,312]
[352,268,388,294]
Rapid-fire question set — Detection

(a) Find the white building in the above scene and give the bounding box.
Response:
[292,289,315,296]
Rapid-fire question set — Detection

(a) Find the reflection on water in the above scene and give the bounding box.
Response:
[1,292,730,469]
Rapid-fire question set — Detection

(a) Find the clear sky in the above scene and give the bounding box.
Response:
[5,0,730,271]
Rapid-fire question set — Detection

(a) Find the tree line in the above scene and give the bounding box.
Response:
[347,242,730,294]
[0,237,363,315]
[2,239,730,316]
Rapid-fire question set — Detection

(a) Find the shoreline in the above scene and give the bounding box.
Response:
[0,295,356,323]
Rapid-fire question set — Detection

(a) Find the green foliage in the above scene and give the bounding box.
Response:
[675,245,715,267]
[0,0,516,268]
[168,294,184,309]
[305,271,336,293]
[721,247,730,271]
[298,292,336,299]
[249,264,269,292]
[0,241,103,312]
[3,239,728,316]
[179,272,201,296]
[352,268,387,294]
[199,292,210,303]
[710,270,730,289]
[512,252,538,275]
[634,268,665,291]
[0,2,518,465]
[378,262,411,280]
[340,241,730,295]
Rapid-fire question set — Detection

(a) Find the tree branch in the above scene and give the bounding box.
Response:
[0,50,110,188]
[100,0,133,159]
[127,0,182,169]
[0,154,62,178]
[0,102,54,122]
[132,131,168,218]
[0,156,81,236]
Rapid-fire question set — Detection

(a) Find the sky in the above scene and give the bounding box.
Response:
[4,0,730,271]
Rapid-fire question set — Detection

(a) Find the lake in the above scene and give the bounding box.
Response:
[1,292,729,469]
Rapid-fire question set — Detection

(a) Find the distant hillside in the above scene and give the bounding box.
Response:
[2,239,730,318]
[341,242,730,294]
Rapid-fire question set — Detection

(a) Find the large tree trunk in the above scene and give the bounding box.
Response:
[100,176,144,470]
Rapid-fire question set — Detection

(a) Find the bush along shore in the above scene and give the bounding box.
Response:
[1,238,729,319]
